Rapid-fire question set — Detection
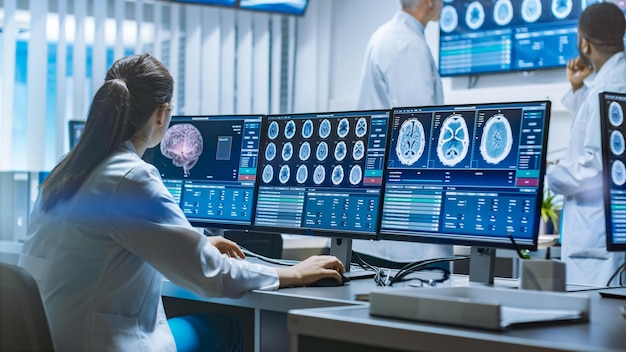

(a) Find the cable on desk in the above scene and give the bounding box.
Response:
[375,256,470,287]
[606,261,626,287]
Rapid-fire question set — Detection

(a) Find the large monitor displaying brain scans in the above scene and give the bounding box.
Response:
[145,115,263,228]
[600,91,626,252]
[253,110,390,238]
[439,0,591,76]
[379,101,551,250]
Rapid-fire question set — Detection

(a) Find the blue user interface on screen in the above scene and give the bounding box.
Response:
[147,115,263,227]
[439,0,583,76]
[238,0,309,16]
[600,92,626,251]
[253,110,390,237]
[379,101,550,249]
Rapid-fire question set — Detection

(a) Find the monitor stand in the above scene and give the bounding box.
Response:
[469,246,496,285]
[329,237,375,279]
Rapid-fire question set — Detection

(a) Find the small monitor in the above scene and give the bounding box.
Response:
[68,120,85,150]
[379,101,551,282]
[600,91,626,252]
[254,109,391,238]
[145,115,263,228]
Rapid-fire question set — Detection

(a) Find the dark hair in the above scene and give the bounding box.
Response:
[579,2,625,54]
[40,54,173,212]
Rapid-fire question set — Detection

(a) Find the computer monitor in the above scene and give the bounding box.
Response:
[600,91,626,252]
[238,0,309,16]
[68,120,85,150]
[144,114,263,228]
[253,110,391,266]
[379,100,551,283]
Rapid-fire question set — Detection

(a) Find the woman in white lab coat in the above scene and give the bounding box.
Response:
[546,3,626,286]
[18,54,345,351]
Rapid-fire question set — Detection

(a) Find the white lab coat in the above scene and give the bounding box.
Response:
[546,51,626,286]
[356,11,444,109]
[353,10,451,262]
[19,141,279,351]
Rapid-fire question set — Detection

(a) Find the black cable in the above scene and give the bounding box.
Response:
[606,261,626,287]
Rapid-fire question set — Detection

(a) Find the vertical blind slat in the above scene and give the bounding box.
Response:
[270,15,282,114]
[27,0,49,169]
[201,7,221,115]
[184,5,201,115]
[135,0,144,54]
[252,13,270,115]
[169,3,180,114]
[0,0,17,170]
[114,0,125,60]
[56,0,68,157]
[220,9,236,115]
[93,0,107,93]
[153,1,163,60]
[73,0,87,121]
[236,11,252,114]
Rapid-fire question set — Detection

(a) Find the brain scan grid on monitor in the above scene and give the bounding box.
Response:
[147,115,262,227]
[254,110,390,237]
[601,92,626,251]
[380,101,550,249]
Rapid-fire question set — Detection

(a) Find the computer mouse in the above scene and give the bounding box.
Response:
[306,274,350,287]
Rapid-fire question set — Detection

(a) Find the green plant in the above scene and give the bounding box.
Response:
[541,189,562,233]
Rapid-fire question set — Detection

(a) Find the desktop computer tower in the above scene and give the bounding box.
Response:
[0,171,39,242]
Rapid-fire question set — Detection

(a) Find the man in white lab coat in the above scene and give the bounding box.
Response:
[546,2,626,286]
[353,0,453,266]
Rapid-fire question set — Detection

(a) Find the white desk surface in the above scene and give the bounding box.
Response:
[288,289,626,352]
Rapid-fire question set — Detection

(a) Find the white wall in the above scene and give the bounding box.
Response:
[319,0,573,159]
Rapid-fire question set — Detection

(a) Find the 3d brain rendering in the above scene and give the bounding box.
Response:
[160,123,203,176]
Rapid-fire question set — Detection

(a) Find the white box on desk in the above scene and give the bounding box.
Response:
[369,286,589,331]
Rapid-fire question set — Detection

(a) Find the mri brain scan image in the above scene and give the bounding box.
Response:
[440,5,458,33]
[299,141,311,161]
[349,165,362,185]
[493,0,514,26]
[319,119,331,139]
[313,165,326,185]
[331,165,344,185]
[465,1,485,30]
[279,165,290,184]
[551,0,572,19]
[337,118,350,138]
[611,130,625,156]
[316,141,329,161]
[521,0,542,23]
[395,118,426,166]
[437,114,470,166]
[282,142,293,161]
[284,120,296,139]
[161,123,203,176]
[352,140,365,161]
[355,118,368,138]
[296,165,308,184]
[479,114,513,164]
[334,141,347,161]
[268,121,279,140]
[302,119,314,138]
[612,160,626,186]
[609,101,624,127]
[265,142,277,161]
[262,164,273,183]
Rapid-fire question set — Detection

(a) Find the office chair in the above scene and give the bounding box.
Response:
[224,230,284,259]
[0,262,55,352]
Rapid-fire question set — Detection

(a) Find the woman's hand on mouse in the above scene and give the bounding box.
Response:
[275,255,345,288]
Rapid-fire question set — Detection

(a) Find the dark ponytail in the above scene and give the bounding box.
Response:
[40,54,173,212]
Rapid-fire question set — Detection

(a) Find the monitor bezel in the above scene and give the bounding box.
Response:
[251,109,392,240]
[378,100,552,251]
[148,114,265,230]
[600,91,626,252]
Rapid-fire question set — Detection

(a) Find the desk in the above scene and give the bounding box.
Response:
[287,290,626,352]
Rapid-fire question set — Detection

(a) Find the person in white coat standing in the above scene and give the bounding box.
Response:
[546,2,626,286]
[353,0,453,267]
[18,54,345,351]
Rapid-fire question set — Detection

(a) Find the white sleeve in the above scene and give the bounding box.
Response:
[108,165,279,298]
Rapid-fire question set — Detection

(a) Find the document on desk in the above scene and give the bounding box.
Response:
[369,287,590,331]
[500,306,584,328]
